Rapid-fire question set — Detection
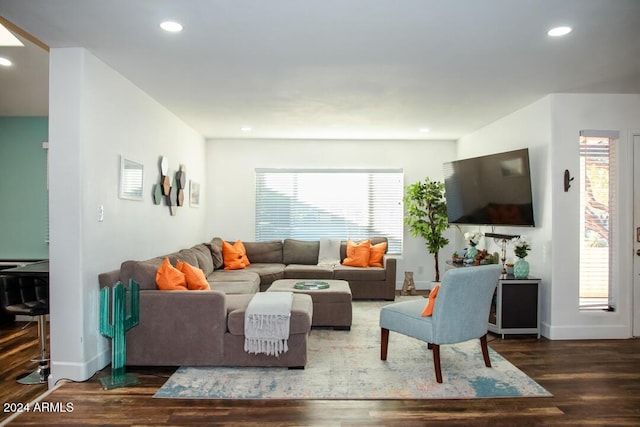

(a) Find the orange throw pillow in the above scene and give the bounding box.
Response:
[222,240,250,270]
[235,240,250,267]
[421,285,440,316]
[342,239,371,267]
[179,261,211,291]
[368,241,387,267]
[156,257,187,290]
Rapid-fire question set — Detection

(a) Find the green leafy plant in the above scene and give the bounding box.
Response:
[404,178,450,281]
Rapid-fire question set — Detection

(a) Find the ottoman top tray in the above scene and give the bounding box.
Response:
[268,279,352,303]
[294,281,330,290]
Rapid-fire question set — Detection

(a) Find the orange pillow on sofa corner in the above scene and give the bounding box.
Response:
[342,239,371,267]
[156,257,187,290]
[421,285,440,316]
[178,261,211,291]
[222,240,250,270]
[368,241,387,267]
[235,240,250,267]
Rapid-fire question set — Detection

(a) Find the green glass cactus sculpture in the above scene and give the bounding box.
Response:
[99,279,140,389]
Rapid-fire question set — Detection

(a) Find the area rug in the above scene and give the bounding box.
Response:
[154,298,551,399]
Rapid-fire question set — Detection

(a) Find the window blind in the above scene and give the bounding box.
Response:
[255,169,403,254]
[578,130,618,311]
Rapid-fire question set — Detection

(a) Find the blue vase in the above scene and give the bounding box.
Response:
[466,246,478,260]
[513,258,529,279]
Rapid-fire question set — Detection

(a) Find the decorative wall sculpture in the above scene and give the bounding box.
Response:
[154,157,192,216]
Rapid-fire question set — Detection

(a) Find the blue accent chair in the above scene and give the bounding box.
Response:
[379,264,501,383]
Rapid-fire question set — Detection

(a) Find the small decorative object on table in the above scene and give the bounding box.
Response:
[464,231,482,259]
[401,271,415,295]
[505,263,514,275]
[511,235,531,279]
[294,281,330,290]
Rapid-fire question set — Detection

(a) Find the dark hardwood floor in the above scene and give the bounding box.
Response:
[2,318,640,426]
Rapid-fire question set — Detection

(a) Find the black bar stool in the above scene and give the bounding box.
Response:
[0,275,50,384]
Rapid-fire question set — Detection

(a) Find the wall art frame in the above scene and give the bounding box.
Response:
[189,180,200,207]
[119,156,144,201]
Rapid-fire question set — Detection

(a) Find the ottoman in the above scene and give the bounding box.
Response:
[267,279,352,330]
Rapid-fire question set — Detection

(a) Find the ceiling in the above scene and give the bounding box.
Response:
[1,0,639,141]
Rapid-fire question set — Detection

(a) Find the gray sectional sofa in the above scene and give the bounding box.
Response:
[98,237,396,368]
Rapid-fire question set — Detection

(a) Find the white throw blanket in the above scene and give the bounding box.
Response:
[244,292,293,357]
[317,238,342,267]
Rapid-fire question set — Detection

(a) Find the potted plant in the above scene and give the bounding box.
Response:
[404,178,450,282]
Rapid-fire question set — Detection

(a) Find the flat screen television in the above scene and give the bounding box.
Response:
[443,148,535,227]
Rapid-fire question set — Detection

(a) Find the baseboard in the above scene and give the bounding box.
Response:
[50,347,110,385]
[543,322,632,340]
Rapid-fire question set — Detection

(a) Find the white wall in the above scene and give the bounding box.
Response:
[205,139,457,288]
[457,96,553,334]
[550,93,640,339]
[48,48,207,383]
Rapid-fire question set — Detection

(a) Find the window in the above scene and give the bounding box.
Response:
[255,169,403,254]
[579,130,618,311]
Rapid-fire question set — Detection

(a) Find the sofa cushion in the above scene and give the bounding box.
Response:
[177,261,211,291]
[190,243,215,276]
[422,284,439,316]
[210,281,259,295]
[206,237,225,270]
[283,239,319,265]
[177,248,199,267]
[225,294,254,316]
[121,258,164,290]
[284,264,334,279]
[226,293,313,336]
[368,241,387,267]
[245,263,285,286]
[156,257,188,290]
[243,241,283,264]
[342,239,371,267]
[333,265,386,281]
[207,269,261,285]
[222,240,250,270]
[340,236,388,261]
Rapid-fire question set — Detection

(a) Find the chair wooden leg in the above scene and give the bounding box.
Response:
[381,328,389,360]
[480,334,492,368]
[427,343,433,350]
[432,343,442,383]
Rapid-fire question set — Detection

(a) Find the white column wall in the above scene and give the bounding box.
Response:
[48,48,206,383]
[550,93,640,339]
[457,96,553,336]
[205,139,457,288]
[457,93,640,339]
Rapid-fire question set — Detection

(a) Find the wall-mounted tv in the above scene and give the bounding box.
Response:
[443,148,535,227]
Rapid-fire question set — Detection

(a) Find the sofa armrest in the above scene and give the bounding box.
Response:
[124,289,227,365]
[98,269,121,288]
[384,255,397,298]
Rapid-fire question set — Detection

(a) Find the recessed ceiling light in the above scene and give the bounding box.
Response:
[547,26,572,37]
[419,128,430,133]
[0,57,13,67]
[160,21,183,33]
[241,126,252,132]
